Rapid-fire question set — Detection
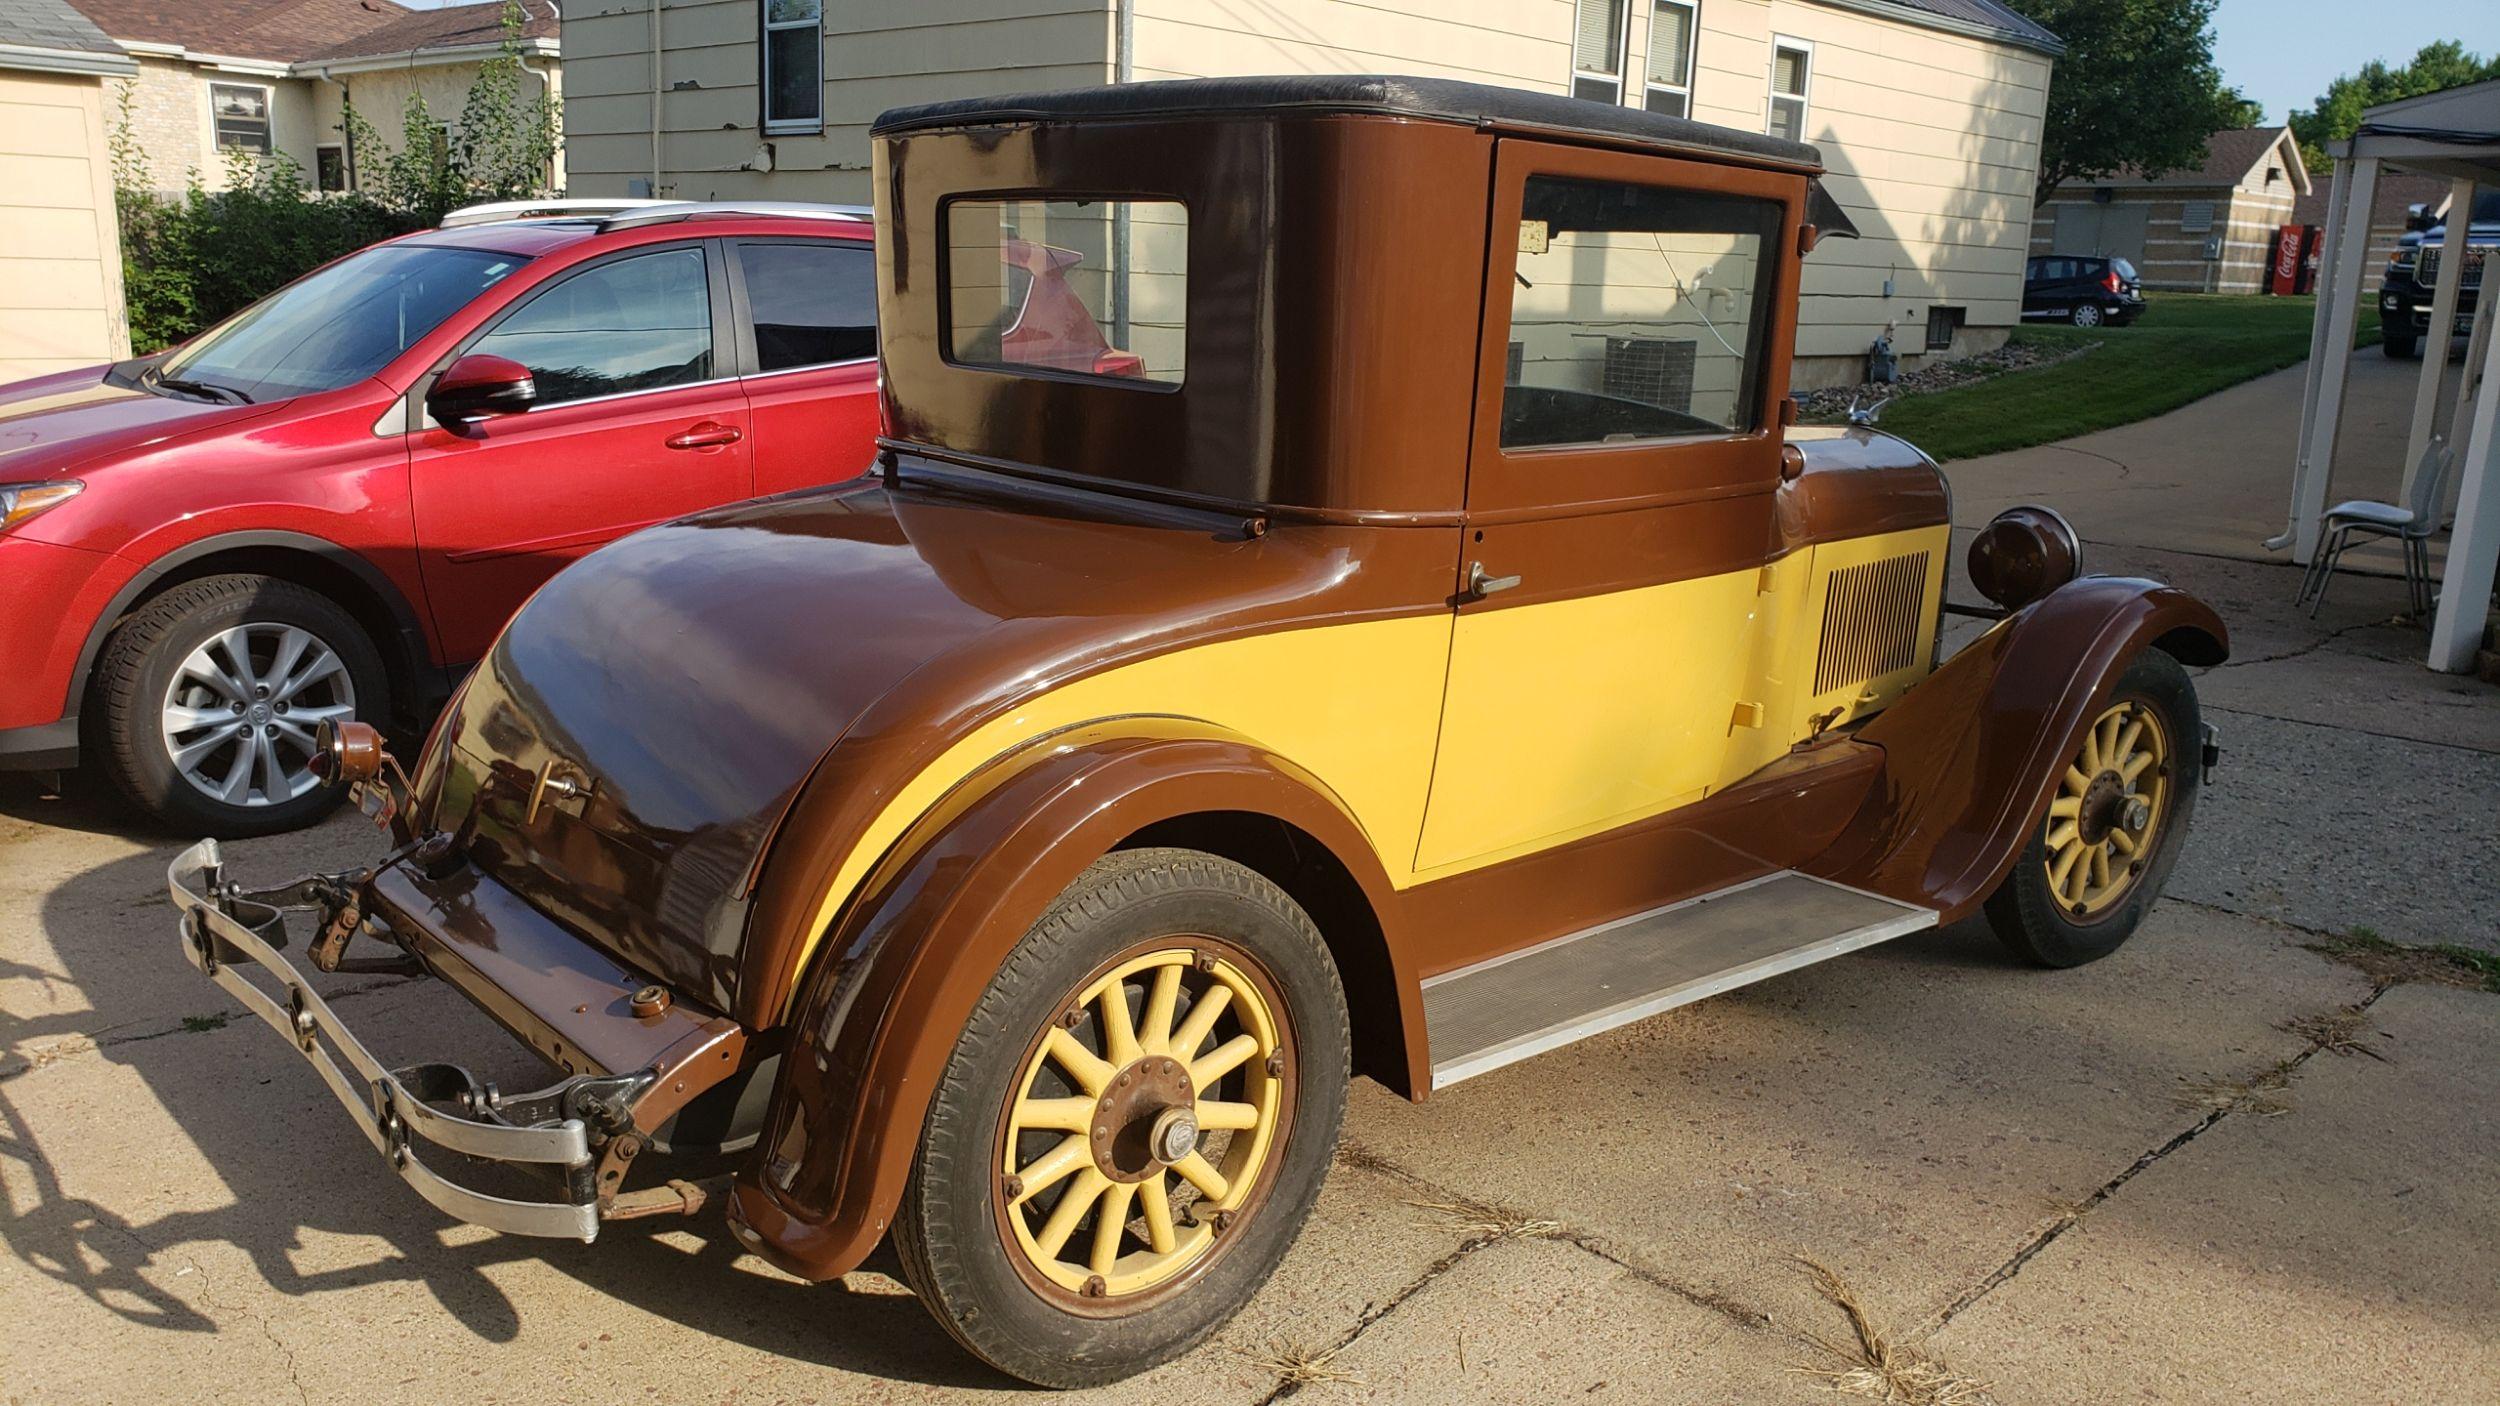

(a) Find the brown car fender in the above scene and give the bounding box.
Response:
[726,719,1417,1282]
[1804,576,2227,922]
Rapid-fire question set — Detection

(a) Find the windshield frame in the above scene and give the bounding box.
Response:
[158,239,533,404]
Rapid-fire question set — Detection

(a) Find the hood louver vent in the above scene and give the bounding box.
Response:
[1814,551,1929,696]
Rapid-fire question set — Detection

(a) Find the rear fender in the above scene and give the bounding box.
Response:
[725,719,1411,1281]
[1805,576,2226,920]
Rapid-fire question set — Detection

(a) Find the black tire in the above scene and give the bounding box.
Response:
[1984,648,2202,968]
[2382,330,2420,359]
[2070,302,2105,328]
[87,573,387,838]
[893,848,1351,1388]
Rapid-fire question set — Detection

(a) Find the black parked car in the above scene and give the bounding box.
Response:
[2379,190,2496,359]
[2023,255,2145,328]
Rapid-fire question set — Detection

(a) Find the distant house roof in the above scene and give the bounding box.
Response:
[303,0,554,62]
[66,0,411,62]
[2293,171,2449,230]
[1809,0,2064,57]
[0,0,130,73]
[2048,127,2310,197]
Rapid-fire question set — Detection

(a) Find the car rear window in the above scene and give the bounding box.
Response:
[2112,258,2137,281]
[943,197,1185,386]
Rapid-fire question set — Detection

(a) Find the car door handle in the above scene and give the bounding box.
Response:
[665,422,743,450]
[1467,561,1522,599]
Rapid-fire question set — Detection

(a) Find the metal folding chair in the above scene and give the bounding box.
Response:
[2297,438,2456,618]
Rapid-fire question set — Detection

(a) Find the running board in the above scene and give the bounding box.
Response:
[1423,871,1938,1089]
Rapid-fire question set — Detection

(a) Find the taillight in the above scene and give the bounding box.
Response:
[2103,269,2123,294]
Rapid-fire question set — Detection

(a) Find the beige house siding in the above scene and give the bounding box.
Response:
[308,61,564,192]
[562,0,2053,383]
[110,54,322,190]
[0,68,130,377]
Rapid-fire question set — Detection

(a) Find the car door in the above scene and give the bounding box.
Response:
[726,234,882,494]
[407,241,751,663]
[1413,138,1798,876]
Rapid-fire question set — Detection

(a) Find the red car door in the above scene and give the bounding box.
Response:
[408,241,752,663]
[725,235,882,495]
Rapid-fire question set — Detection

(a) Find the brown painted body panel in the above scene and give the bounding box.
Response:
[1806,576,2228,921]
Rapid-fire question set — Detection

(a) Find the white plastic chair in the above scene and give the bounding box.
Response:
[2297,438,2455,618]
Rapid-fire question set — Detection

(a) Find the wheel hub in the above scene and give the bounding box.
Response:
[2075,769,2129,843]
[1090,1057,1196,1182]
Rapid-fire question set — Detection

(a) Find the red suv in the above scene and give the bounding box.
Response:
[0,201,879,835]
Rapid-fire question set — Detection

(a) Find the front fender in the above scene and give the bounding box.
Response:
[725,720,1412,1282]
[1805,576,2227,920]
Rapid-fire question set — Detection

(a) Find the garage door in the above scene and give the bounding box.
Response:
[0,69,127,380]
[2051,203,2150,267]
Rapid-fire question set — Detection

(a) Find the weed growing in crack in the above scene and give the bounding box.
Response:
[2306,930,2500,994]
[1792,1258,1994,1405]
[1238,1339,1361,1388]
[2170,1069,2292,1117]
[180,1013,230,1033]
[2278,1008,2391,1061]
[1408,1197,1567,1242]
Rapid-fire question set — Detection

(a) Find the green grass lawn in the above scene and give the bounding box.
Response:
[1849,293,2380,463]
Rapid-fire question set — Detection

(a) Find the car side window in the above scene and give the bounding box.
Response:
[1500,175,1781,449]
[738,241,877,372]
[468,246,713,405]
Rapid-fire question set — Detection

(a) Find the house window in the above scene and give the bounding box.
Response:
[762,0,823,134]
[1925,306,1964,351]
[316,145,346,192]
[210,83,271,153]
[1767,37,1811,142]
[1571,0,1629,105]
[1644,1,1697,118]
[2179,200,2214,234]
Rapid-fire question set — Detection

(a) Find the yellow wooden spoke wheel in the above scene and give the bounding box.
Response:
[997,944,1290,1303]
[2041,698,2171,921]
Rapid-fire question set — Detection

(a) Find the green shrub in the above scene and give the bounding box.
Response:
[111,0,558,353]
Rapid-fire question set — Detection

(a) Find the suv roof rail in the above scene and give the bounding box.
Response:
[439,198,673,228]
[595,200,873,231]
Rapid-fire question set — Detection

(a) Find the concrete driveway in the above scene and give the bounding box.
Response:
[4,379,2495,1403]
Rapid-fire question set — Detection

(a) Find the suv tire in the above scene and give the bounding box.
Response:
[88,573,386,837]
[2382,329,2420,359]
[893,848,1350,1388]
[1984,648,2201,968]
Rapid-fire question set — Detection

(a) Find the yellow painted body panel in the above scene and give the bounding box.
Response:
[783,522,1950,1007]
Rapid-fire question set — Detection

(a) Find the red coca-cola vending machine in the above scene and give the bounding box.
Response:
[2268,224,2319,295]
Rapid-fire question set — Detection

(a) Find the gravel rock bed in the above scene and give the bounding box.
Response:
[1796,337,2099,417]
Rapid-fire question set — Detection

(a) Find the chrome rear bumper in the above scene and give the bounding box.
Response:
[168,838,603,1241]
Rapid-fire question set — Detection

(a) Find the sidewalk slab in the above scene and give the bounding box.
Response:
[1933,983,2500,1404]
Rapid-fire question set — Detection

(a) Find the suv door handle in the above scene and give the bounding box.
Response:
[665,422,743,450]
[1467,561,1522,599]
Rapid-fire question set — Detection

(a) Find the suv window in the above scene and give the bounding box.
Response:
[470,246,714,405]
[1501,176,1781,448]
[739,241,876,371]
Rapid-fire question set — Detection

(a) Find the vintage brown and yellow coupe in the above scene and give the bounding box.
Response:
[170,76,2225,1386]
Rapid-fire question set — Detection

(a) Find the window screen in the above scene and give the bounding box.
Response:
[1645,1,1697,117]
[1769,41,1810,142]
[763,0,822,132]
[470,247,713,404]
[1572,0,1628,104]
[1502,176,1780,448]
[740,242,875,370]
[945,198,1185,385]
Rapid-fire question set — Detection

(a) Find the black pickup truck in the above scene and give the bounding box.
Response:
[2381,189,2498,359]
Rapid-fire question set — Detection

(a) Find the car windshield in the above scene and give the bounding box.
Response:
[160,242,527,402]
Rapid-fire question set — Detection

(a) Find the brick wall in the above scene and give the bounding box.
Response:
[2030,185,2300,295]
[112,58,204,192]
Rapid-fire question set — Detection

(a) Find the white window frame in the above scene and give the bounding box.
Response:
[1569,0,1632,107]
[315,142,347,191]
[1644,0,1699,118]
[1767,35,1813,142]
[208,80,273,154]
[761,0,824,136]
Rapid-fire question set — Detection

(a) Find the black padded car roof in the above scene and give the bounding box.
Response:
[871,74,1824,174]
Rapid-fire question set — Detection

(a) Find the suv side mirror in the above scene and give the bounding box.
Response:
[427,353,537,424]
[2404,203,2433,233]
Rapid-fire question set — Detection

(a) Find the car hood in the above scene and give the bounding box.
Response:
[419,468,1413,1021]
[0,365,285,482]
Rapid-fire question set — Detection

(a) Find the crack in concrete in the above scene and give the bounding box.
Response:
[1913,981,2396,1339]
[2202,702,2500,757]
[0,974,425,1084]
[2212,616,2389,670]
